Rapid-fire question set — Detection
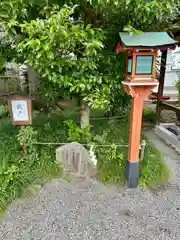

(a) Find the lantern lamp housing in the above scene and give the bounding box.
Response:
[126,48,157,82]
[116,32,177,84]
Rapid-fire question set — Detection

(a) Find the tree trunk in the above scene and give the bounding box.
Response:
[155,50,167,125]
[19,64,29,95]
[80,101,90,129]
[27,64,40,96]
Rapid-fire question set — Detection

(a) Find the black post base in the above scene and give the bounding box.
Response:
[127,161,139,188]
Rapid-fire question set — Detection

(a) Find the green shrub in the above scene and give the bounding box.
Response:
[175,72,180,100]
[0,105,9,118]
[143,107,156,123]
[139,140,170,188]
[0,114,170,211]
[0,119,61,212]
[63,119,126,183]
[94,130,125,183]
[92,118,169,187]
[64,120,92,144]
[17,126,38,151]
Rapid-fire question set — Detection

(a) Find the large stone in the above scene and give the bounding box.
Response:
[56,142,97,178]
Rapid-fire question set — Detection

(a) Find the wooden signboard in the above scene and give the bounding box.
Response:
[8,95,32,125]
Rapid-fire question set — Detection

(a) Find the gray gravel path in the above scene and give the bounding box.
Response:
[0,132,180,240]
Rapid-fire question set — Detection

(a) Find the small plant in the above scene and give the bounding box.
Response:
[0,164,19,185]
[0,104,9,118]
[175,72,180,100]
[0,117,61,212]
[17,126,38,153]
[64,120,92,144]
[93,130,125,183]
[143,107,156,123]
[139,140,170,188]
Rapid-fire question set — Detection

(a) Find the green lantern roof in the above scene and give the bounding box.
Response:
[119,32,177,48]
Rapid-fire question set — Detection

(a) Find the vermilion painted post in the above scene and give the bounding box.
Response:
[127,91,144,187]
[129,96,143,162]
[123,85,157,188]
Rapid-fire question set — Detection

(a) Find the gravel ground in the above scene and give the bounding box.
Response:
[1,178,180,240]
[0,132,180,240]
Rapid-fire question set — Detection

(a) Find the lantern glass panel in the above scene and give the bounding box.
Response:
[127,56,132,74]
[135,55,153,75]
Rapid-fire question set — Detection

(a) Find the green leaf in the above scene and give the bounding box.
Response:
[36,39,41,45]
[123,24,134,32]
[47,51,54,59]
[135,29,143,35]
[8,19,17,26]
[50,26,54,33]
[11,28,17,35]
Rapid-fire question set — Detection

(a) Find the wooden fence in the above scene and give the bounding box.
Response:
[0,75,21,95]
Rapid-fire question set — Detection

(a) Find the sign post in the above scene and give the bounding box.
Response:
[8,95,32,125]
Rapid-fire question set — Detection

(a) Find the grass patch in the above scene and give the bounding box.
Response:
[139,137,170,188]
[143,107,156,123]
[92,117,169,186]
[0,117,62,212]
[92,118,128,183]
[0,110,170,211]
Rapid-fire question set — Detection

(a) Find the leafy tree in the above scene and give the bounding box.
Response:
[0,0,179,126]
[1,0,179,55]
[15,6,113,127]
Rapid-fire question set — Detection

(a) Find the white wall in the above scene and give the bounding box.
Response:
[164,48,179,87]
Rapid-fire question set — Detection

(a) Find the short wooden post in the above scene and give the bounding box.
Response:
[156,50,167,125]
[22,145,28,154]
[140,140,146,161]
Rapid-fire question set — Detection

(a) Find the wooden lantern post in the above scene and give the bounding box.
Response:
[116,32,176,188]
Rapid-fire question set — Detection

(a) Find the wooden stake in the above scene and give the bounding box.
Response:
[156,50,167,125]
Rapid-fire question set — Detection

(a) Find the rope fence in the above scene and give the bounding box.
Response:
[89,114,129,121]
[32,142,129,147]
[31,140,147,161]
